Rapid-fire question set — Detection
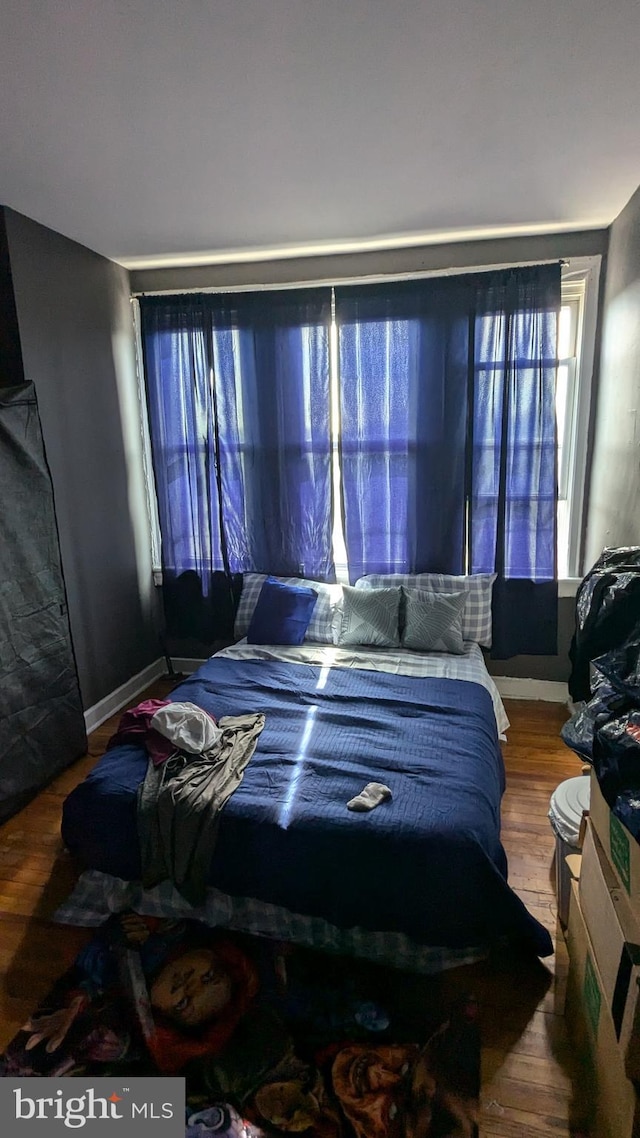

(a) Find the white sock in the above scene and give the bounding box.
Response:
[347,782,392,812]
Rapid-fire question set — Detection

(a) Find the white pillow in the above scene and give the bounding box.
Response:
[235,573,343,644]
[401,588,465,654]
[356,572,496,647]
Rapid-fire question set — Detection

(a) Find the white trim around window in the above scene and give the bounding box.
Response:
[559,256,601,579]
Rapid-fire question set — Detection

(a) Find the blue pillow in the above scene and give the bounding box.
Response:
[246,577,318,645]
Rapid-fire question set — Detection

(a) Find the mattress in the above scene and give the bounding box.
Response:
[61,643,551,957]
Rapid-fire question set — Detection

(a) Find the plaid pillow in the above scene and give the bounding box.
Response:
[355,572,496,648]
[235,573,343,644]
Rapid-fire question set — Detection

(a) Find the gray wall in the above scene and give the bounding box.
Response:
[584,185,640,567]
[4,208,161,709]
[487,595,575,683]
[130,228,608,294]
[0,210,24,387]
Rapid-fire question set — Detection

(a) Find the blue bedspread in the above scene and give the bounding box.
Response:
[62,658,552,955]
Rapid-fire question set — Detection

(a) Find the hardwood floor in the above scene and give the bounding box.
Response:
[476,700,585,1137]
[0,686,584,1134]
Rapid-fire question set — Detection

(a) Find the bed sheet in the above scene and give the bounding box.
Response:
[55,869,488,974]
[217,639,510,736]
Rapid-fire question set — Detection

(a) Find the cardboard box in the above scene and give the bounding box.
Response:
[589,767,640,918]
[579,821,640,1081]
[566,880,640,1138]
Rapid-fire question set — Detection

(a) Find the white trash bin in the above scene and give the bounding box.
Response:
[548,774,591,927]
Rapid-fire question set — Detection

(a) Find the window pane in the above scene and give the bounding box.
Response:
[556,363,569,445]
[558,305,572,358]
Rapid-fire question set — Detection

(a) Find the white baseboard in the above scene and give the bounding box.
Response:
[494,676,569,703]
[84,657,167,734]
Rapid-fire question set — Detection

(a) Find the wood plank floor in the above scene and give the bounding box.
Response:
[0,685,585,1134]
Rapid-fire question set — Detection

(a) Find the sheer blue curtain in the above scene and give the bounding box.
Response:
[207,290,333,578]
[336,265,560,656]
[470,265,560,657]
[141,297,220,583]
[141,289,333,600]
[142,269,558,656]
[335,280,472,581]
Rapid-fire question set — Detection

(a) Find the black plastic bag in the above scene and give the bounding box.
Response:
[592,641,640,704]
[611,787,640,841]
[560,681,626,761]
[568,547,640,702]
[561,640,639,761]
[593,711,640,839]
[570,632,640,844]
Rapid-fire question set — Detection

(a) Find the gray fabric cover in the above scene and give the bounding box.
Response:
[338,585,401,647]
[0,383,86,821]
[138,712,265,905]
[401,588,466,654]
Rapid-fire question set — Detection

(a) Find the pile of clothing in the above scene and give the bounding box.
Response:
[109,699,265,904]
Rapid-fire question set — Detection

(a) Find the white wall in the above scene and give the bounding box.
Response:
[585,184,640,566]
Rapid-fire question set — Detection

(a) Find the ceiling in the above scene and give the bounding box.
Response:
[1,0,640,269]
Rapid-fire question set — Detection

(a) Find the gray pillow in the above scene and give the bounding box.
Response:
[338,585,401,647]
[355,572,495,647]
[401,588,466,653]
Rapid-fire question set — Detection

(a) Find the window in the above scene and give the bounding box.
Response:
[557,258,601,579]
[135,256,601,586]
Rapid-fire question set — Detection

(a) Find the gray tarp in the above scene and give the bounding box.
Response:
[0,382,86,822]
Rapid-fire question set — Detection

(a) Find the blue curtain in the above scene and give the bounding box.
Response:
[142,268,558,656]
[141,297,220,582]
[335,280,471,581]
[470,266,560,656]
[141,290,334,597]
[336,265,560,656]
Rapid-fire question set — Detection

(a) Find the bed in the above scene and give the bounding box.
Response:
[58,634,552,972]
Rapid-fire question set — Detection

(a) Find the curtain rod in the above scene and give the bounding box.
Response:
[131,258,571,299]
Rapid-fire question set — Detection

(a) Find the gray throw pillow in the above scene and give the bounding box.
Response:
[355,572,495,647]
[338,585,401,647]
[401,588,466,653]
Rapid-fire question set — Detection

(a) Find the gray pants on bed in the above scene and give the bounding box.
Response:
[137,712,265,905]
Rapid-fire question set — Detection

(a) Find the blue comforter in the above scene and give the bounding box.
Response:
[62,657,552,955]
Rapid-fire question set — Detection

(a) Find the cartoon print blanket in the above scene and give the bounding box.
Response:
[1,916,480,1137]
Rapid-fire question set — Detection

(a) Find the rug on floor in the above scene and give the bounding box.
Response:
[0,914,480,1137]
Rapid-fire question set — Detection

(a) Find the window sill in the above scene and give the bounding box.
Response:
[559,578,581,598]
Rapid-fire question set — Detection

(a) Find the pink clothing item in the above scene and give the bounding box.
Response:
[108,698,220,766]
[106,699,175,766]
